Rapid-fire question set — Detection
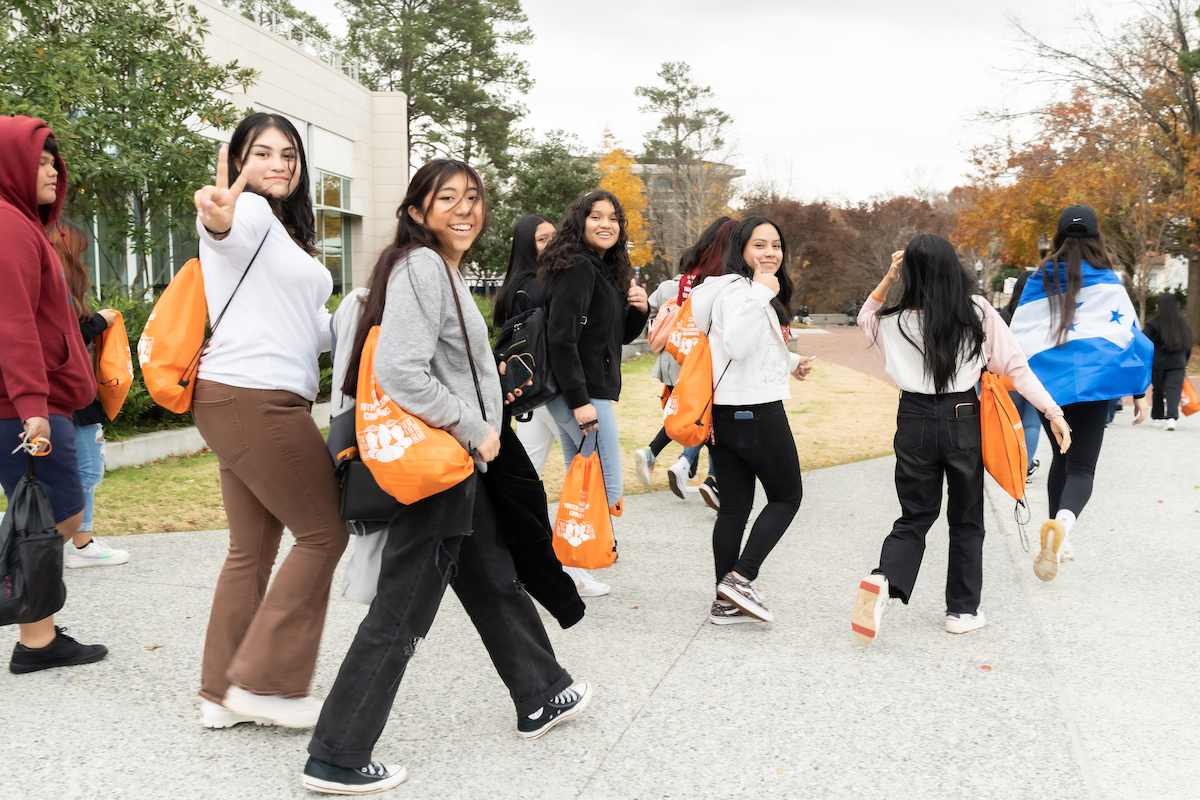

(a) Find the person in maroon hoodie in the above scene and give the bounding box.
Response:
[0,115,108,673]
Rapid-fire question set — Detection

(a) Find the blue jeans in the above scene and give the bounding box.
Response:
[545,395,622,507]
[73,423,105,533]
[1007,392,1041,471]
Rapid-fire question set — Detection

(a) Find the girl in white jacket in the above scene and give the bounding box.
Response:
[687,217,814,624]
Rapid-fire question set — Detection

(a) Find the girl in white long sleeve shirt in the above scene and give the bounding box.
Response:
[687,217,815,625]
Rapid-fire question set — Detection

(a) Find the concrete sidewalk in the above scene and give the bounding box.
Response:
[1,414,1196,799]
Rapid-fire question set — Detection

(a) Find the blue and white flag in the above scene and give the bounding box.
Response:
[1010,262,1152,406]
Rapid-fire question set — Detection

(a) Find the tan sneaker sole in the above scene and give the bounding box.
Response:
[1033,520,1065,582]
[851,575,887,643]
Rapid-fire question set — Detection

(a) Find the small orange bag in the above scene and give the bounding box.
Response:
[979,371,1028,502]
[648,298,678,354]
[138,259,207,413]
[552,441,616,570]
[94,310,134,421]
[1181,380,1199,417]
[356,326,474,505]
[664,298,702,364]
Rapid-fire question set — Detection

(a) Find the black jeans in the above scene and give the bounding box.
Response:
[1151,367,1186,419]
[1038,400,1107,519]
[710,401,802,584]
[308,473,572,768]
[876,390,985,615]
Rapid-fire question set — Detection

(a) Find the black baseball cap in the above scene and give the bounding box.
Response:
[1057,205,1099,238]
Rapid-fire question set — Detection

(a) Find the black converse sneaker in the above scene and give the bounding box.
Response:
[9,627,108,674]
[301,757,407,795]
[517,681,592,740]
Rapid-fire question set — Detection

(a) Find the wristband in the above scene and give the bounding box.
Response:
[870,292,886,302]
[204,224,232,237]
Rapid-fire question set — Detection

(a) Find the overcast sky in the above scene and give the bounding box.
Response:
[289,0,1131,202]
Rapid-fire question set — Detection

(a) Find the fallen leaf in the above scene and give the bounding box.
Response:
[980,665,992,671]
[935,664,941,669]
[631,606,639,609]
[664,648,673,651]
[1158,500,1164,504]
[144,644,161,651]
[186,612,195,619]
[75,677,87,681]
[777,768,783,774]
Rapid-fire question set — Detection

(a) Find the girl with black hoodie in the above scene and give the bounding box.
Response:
[1144,292,1193,429]
[538,191,649,578]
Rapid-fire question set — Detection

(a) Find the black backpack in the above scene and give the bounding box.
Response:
[494,290,559,419]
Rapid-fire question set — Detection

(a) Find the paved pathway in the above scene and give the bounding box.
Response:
[2,411,1196,799]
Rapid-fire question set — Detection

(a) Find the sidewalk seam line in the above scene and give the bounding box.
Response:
[988,483,1102,800]
[575,616,709,799]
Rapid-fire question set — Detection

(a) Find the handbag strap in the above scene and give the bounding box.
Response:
[442,260,488,421]
[178,229,271,389]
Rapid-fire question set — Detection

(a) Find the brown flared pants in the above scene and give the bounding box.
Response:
[192,379,348,703]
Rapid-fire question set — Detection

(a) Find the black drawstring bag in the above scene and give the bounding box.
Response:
[0,456,67,626]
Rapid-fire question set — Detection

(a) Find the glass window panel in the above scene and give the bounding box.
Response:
[322,172,341,209]
[313,170,324,206]
[96,216,125,291]
[342,178,351,211]
[150,215,172,290]
[322,212,342,258]
[326,255,343,295]
[172,228,198,274]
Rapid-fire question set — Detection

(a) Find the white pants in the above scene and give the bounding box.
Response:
[516,405,560,479]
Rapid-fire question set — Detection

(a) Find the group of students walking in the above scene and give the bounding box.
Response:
[0,108,1183,795]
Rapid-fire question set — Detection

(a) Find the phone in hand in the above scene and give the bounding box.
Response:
[501,355,534,399]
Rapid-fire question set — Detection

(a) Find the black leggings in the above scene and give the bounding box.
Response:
[1151,367,1186,419]
[1038,400,1107,519]
[709,401,802,584]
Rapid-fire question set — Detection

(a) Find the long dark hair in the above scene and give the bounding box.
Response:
[47,218,92,321]
[342,159,489,397]
[1151,292,1192,351]
[722,217,793,325]
[1040,222,1114,345]
[876,233,984,394]
[227,112,318,256]
[493,214,553,327]
[688,218,736,286]
[537,189,633,297]
[678,215,732,276]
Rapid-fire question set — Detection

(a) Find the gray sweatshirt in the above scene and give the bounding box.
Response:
[375,247,502,469]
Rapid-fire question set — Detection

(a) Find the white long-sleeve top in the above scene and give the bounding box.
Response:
[195,193,333,401]
[689,274,802,405]
[858,295,1063,419]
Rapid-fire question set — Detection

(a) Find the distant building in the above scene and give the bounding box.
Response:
[1149,254,1188,294]
[83,0,408,295]
[632,160,745,271]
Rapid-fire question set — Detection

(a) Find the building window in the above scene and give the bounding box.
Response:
[314,169,352,294]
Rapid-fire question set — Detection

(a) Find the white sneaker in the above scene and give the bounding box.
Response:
[1166,418,1176,431]
[851,574,890,643]
[1059,534,1075,562]
[945,610,987,634]
[222,686,323,728]
[200,699,273,729]
[563,565,610,597]
[666,457,690,500]
[64,538,130,568]
[633,447,654,488]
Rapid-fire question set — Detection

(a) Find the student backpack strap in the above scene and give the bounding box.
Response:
[442,259,488,420]
[178,229,271,390]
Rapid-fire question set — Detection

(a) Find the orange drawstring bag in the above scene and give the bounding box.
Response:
[979,371,1028,502]
[355,326,474,505]
[664,298,702,365]
[1181,380,1199,417]
[552,437,616,570]
[138,259,208,413]
[94,310,134,421]
[664,318,732,448]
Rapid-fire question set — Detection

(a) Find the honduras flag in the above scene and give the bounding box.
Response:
[1010,262,1152,406]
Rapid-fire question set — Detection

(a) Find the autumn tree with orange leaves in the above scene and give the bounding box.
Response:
[596,130,653,268]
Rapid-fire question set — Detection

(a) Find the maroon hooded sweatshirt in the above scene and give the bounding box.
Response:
[0,116,95,421]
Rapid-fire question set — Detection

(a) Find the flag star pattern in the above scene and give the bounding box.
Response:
[1010,262,1152,406]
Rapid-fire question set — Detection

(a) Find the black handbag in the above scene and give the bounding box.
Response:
[0,456,68,626]
[493,291,558,420]
[327,408,400,525]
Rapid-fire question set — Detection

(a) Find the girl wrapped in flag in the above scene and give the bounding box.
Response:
[1010,205,1152,582]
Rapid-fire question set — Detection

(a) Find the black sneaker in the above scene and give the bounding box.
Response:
[301,757,407,795]
[1027,458,1040,478]
[9,627,108,674]
[699,476,720,510]
[517,681,592,740]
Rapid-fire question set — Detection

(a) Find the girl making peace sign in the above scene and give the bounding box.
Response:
[190,113,347,730]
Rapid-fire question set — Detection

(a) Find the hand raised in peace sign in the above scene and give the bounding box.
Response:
[193,144,251,237]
